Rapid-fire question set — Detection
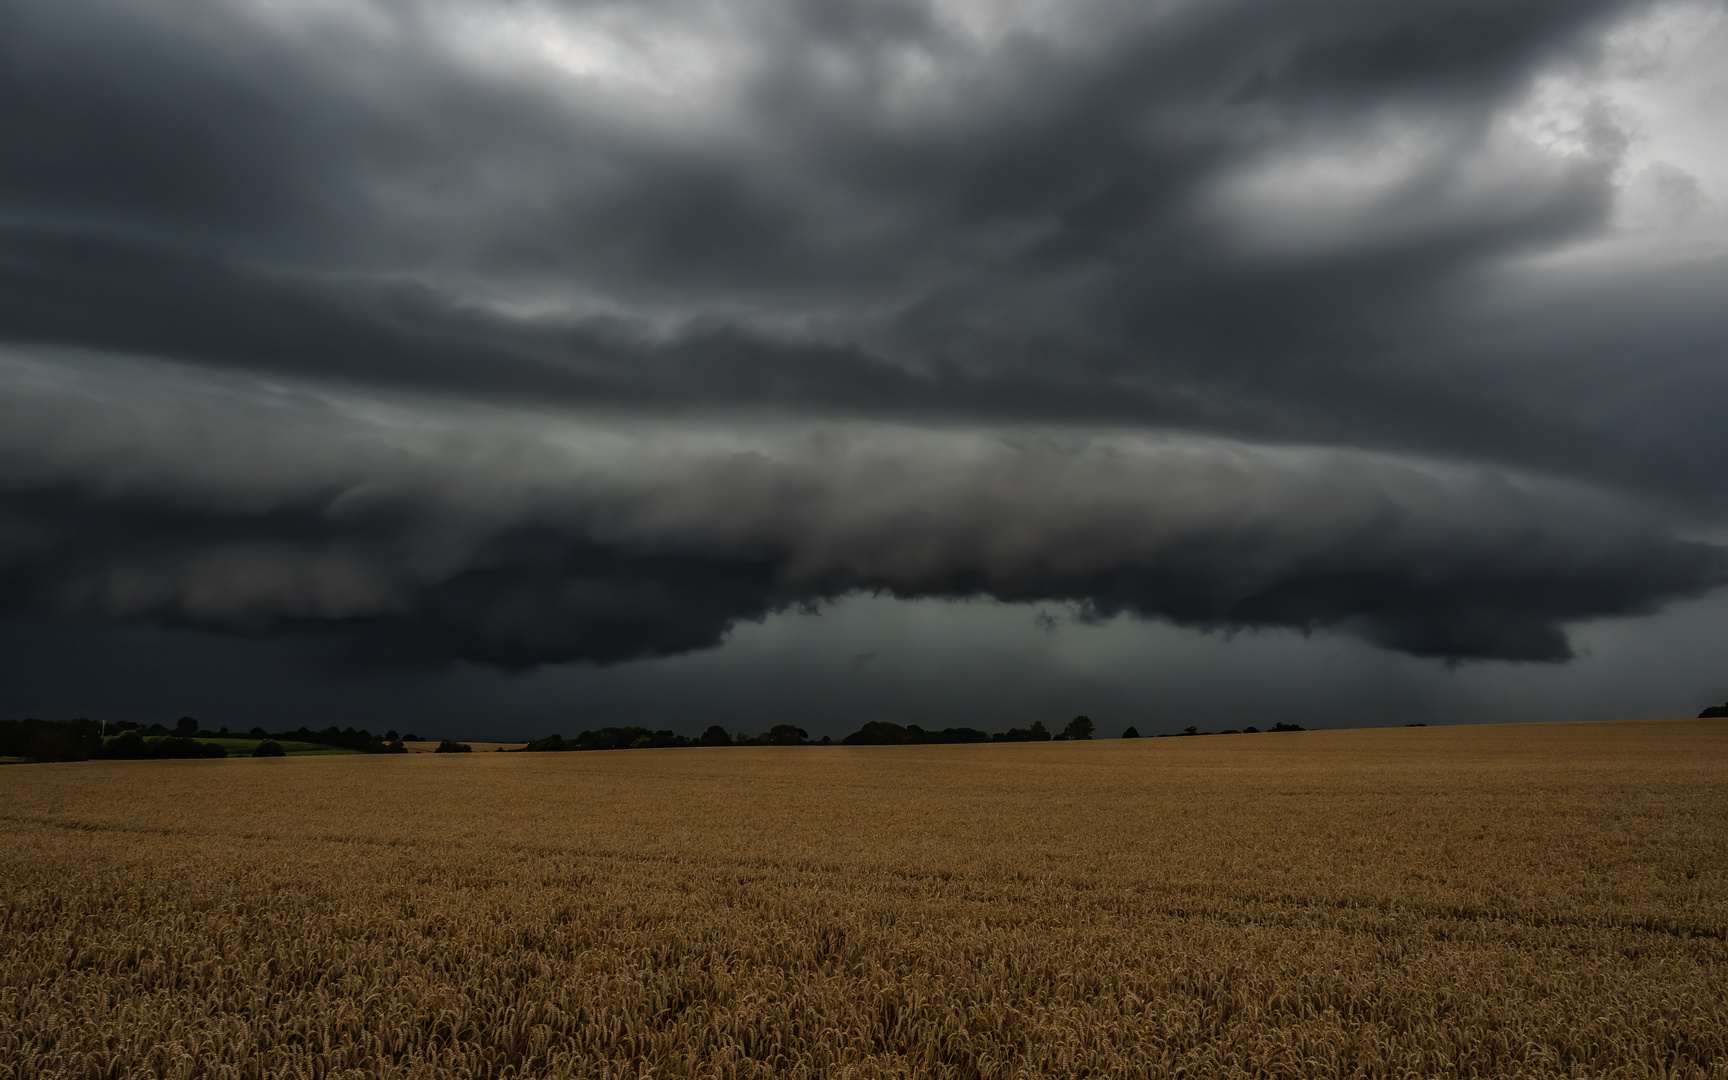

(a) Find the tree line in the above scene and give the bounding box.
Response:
[514,715,1317,752]
[517,715,1104,752]
[3,713,1316,764]
[0,717,425,763]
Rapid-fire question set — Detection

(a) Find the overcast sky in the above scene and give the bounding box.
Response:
[3,0,1726,738]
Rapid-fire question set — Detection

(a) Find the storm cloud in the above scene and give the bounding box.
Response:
[3,0,1727,716]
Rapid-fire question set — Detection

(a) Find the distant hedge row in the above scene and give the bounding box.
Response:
[0,717,422,763]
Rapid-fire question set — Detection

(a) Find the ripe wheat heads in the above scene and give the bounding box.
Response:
[2,719,1725,1078]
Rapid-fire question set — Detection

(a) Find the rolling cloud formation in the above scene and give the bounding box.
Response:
[2,0,1726,675]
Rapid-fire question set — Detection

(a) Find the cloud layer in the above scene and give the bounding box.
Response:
[3,351,1721,667]
[2,0,1726,693]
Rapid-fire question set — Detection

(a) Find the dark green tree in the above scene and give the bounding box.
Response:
[1059,715,1094,741]
[767,724,809,746]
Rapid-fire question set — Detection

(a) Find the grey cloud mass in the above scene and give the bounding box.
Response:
[3,0,1727,726]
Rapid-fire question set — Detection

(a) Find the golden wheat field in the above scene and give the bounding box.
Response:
[2,719,1726,1080]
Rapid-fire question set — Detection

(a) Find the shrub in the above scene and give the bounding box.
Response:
[1272,722,1305,732]
[435,740,473,753]
[252,740,286,757]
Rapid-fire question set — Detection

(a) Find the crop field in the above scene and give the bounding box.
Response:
[2,720,1725,1079]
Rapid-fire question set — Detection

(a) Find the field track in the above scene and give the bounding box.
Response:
[3,719,1726,1078]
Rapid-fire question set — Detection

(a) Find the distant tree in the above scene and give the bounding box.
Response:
[176,716,199,737]
[148,736,203,758]
[1271,722,1305,732]
[1059,716,1094,741]
[819,735,832,745]
[104,730,147,759]
[844,721,911,746]
[992,720,1052,743]
[385,730,400,742]
[1122,726,1140,739]
[404,732,422,742]
[1698,702,1728,718]
[700,725,733,747]
[253,740,286,757]
[1242,726,1260,733]
[435,740,472,753]
[522,734,567,752]
[249,727,267,738]
[1406,723,1427,727]
[767,724,809,746]
[1184,725,1199,736]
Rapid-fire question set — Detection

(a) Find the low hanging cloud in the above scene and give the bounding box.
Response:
[2,352,1721,668]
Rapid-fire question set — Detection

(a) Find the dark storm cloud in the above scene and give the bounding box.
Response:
[2,0,1725,682]
[2,353,1722,667]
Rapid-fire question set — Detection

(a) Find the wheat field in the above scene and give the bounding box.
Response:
[2,719,1725,1079]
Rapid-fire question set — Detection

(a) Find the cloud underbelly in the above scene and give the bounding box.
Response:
[2,356,1720,667]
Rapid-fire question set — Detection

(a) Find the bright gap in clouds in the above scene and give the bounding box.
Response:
[1210,0,1725,262]
[1527,0,1727,261]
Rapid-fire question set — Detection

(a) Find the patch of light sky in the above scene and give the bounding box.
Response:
[1208,0,1725,265]
[424,586,1728,738]
[1516,0,1727,269]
